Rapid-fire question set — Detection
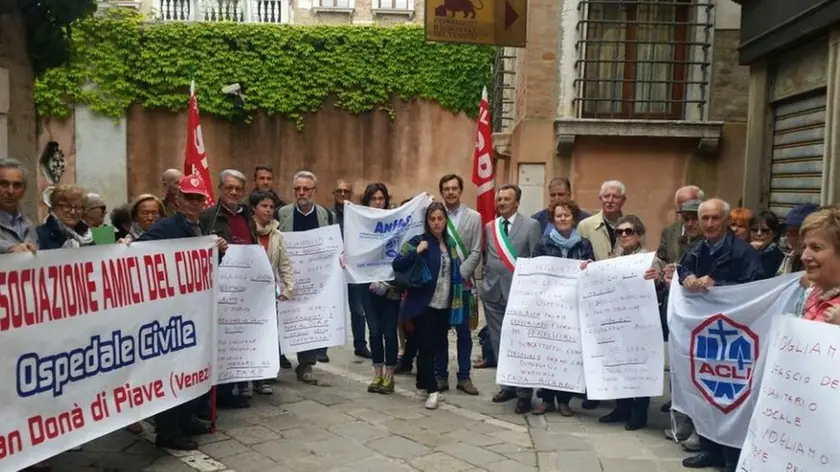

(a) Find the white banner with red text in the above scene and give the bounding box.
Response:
[668,273,803,449]
[0,238,219,471]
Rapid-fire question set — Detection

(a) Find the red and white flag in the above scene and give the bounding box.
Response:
[184,80,215,208]
[472,86,495,226]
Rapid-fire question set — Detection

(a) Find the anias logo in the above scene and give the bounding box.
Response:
[374,216,412,234]
[690,314,759,414]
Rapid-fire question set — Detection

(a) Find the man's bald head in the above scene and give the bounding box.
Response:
[162,169,184,196]
[674,185,704,211]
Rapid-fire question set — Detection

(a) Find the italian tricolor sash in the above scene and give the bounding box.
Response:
[446,217,473,288]
[491,217,517,272]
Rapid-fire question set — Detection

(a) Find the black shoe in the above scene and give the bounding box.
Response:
[217,395,251,409]
[155,436,198,450]
[581,400,600,410]
[317,353,330,363]
[182,420,211,436]
[354,348,372,359]
[492,389,517,403]
[660,400,672,413]
[599,409,632,423]
[280,355,292,369]
[625,413,648,431]
[682,452,725,469]
[514,398,532,414]
[394,363,413,375]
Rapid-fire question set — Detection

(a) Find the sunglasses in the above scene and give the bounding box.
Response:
[616,228,636,237]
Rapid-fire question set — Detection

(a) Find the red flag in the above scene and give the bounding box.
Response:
[184,81,215,209]
[472,86,495,226]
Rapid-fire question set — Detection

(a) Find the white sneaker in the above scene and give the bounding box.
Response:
[425,392,440,410]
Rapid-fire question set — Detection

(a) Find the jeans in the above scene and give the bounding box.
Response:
[538,389,573,405]
[365,293,400,367]
[414,308,450,393]
[348,283,368,351]
[434,318,472,381]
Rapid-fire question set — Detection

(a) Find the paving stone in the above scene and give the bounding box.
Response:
[488,430,532,448]
[600,457,663,471]
[222,451,278,471]
[410,452,475,471]
[487,442,529,455]
[330,455,417,472]
[252,438,314,462]
[329,421,390,442]
[94,451,156,470]
[53,451,106,467]
[199,438,251,459]
[437,442,508,466]
[260,411,306,432]
[225,425,282,445]
[444,429,505,447]
[484,459,538,472]
[504,451,538,467]
[141,455,198,472]
[344,408,395,425]
[367,435,431,460]
[531,432,591,452]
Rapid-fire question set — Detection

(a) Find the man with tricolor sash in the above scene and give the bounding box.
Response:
[435,174,483,395]
[480,184,542,414]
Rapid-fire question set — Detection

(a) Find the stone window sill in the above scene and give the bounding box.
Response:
[554,118,725,156]
[372,8,414,17]
[312,7,354,14]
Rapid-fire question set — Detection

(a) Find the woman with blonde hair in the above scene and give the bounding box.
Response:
[120,194,166,242]
[251,190,295,394]
[36,184,95,249]
[798,207,840,323]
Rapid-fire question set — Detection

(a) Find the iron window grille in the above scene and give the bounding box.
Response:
[574,0,713,120]
[492,47,515,133]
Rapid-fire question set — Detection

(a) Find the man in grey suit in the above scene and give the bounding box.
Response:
[435,174,483,395]
[481,184,542,414]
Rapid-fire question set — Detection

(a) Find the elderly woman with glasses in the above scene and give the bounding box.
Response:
[749,210,784,278]
[582,214,661,430]
[37,184,95,250]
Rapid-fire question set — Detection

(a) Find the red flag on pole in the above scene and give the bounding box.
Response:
[472,86,495,226]
[184,80,215,209]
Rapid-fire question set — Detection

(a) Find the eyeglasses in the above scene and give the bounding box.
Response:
[294,186,314,192]
[334,189,351,195]
[56,203,84,214]
[751,226,771,234]
[616,228,636,237]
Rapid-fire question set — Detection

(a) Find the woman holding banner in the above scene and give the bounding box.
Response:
[584,214,661,430]
[798,207,840,322]
[251,190,295,394]
[393,202,468,410]
[531,200,594,417]
[361,183,403,395]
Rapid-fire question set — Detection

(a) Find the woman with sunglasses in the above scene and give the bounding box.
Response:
[749,210,784,278]
[583,214,661,430]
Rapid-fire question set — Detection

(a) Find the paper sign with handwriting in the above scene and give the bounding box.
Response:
[738,316,839,472]
[496,257,586,393]
[578,252,663,400]
[278,225,347,354]
[217,245,280,384]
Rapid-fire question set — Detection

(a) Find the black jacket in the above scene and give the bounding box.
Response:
[199,202,258,244]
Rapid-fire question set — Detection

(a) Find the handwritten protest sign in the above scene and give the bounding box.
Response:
[278,226,347,354]
[738,316,838,471]
[578,252,663,400]
[496,257,586,393]
[0,238,218,471]
[217,245,280,384]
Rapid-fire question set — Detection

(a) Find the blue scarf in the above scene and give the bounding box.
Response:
[548,228,582,257]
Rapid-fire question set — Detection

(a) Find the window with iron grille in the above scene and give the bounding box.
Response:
[575,0,713,120]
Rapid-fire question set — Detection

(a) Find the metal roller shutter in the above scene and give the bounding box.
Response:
[769,93,826,218]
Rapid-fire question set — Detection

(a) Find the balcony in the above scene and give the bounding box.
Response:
[157,0,289,23]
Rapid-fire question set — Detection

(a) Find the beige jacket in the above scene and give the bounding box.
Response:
[577,211,616,261]
[256,219,295,299]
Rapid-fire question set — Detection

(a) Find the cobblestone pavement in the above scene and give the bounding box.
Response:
[48,331,693,472]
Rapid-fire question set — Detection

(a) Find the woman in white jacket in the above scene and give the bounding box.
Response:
[251,190,295,394]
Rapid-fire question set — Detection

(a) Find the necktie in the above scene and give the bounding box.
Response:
[503,220,510,236]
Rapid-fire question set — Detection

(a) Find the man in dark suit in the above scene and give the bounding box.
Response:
[481,184,542,414]
[136,174,228,451]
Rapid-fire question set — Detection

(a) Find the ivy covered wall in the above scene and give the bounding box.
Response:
[34,10,495,127]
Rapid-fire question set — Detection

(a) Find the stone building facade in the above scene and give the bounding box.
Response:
[493,0,750,247]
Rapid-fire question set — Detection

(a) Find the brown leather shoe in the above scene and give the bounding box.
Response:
[456,379,479,395]
[472,359,496,369]
[558,403,574,417]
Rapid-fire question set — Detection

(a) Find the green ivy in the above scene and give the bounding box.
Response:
[34,9,495,127]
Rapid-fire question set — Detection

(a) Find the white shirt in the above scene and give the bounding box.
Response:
[447,204,463,228]
[501,213,517,227]
[295,204,315,217]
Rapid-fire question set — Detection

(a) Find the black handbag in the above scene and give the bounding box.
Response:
[394,254,432,289]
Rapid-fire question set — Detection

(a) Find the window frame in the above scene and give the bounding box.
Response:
[580,0,691,120]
